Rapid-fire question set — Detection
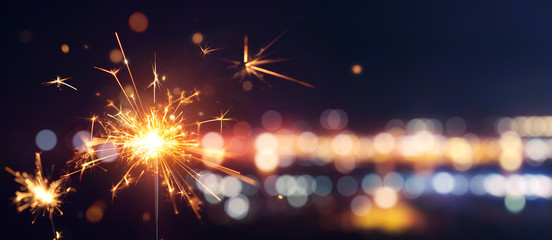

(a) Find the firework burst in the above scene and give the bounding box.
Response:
[65,33,255,220]
[6,153,72,240]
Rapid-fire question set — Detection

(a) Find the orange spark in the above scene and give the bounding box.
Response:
[42,75,77,91]
[227,30,314,88]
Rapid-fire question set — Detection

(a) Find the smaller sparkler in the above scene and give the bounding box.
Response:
[42,75,77,91]
[6,153,72,240]
[227,30,314,88]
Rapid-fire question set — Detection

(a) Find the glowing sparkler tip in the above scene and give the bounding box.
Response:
[54,231,61,240]
[66,33,256,224]
[7,153,71,239]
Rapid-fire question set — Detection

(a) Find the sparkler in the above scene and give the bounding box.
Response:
[42,75,77,91]
[6,153,72,240]
[227,30,314,88]
[64,33,255,238]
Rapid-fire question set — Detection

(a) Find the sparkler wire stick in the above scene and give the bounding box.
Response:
[155,158,159,240]
[115,32,163,239]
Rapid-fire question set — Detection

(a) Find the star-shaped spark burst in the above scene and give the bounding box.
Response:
[42,75,77,91]
[147,53,163,103]
[199,43,224,57]
[6,153,72,240]
[226,30,314,88]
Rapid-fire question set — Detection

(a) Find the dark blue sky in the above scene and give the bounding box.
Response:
[5,1,552,134]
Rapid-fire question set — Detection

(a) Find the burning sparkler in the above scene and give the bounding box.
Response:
[6,153,72,240]
[42,75,77,91]
[227,30,314,88]
[65,33,255,226]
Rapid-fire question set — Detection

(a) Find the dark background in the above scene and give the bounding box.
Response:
[3,1,552,239]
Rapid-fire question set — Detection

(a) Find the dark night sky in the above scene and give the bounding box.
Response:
[5,1,552,128]
[3,1,552,239]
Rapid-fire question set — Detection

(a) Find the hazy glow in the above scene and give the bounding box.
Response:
[297,131,319,153]
[255,133,279,151]
[351,195,372,216]
[374,186,398,209]
[485,174,506,197]
[254,151,279,172]
[446,137,473,171]
[331,133,355,156]
[432,172,455,194]
[373,133,395,155]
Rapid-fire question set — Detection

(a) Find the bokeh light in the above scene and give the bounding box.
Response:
[109,49,123,64]
[351,64,362,75]
[220,176,242,198]
[72,130,91,152]
[224,194,249,220]
[403,175,425,199]
[432,172,455,194]
[255,151,279,172]
[35,129,57,151]
[242,80,253,91]
[362,174,382,195]
[374,186,398,209]
[320,109,348,130]
[373,132,395,155]
[337,175,357,197]
[351,195,372,216]
[313,175,333,196]
[129,11,148,33]
[202,132,224,150]
[261,110,282,131]
[85,200,107,224]
[192,32,203,44]
[504,195,525,214]
[97,142,118,163]
[61,44,69,54]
